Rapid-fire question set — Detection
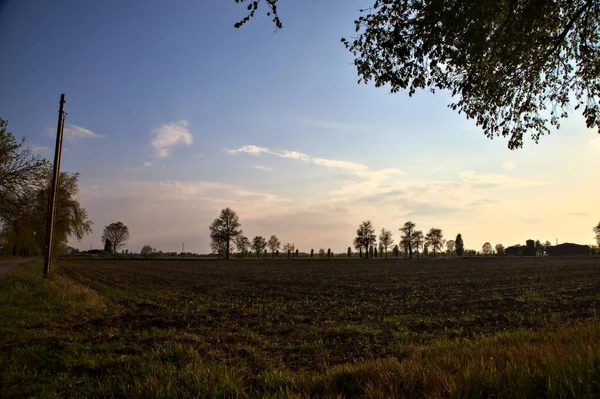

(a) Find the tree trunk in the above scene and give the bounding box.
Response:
[408,242,413,259]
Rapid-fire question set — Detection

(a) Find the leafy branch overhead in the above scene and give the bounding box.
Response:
[234,0,600,149]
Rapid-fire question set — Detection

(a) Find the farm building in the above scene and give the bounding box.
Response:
[505,240,537,256]
[546,243,589,256]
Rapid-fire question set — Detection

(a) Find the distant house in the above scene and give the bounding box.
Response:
[547,243,589,256]
[505,245,524,256]
[504,240,537,256]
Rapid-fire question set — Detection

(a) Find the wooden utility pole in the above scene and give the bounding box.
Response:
[43,94,66,278]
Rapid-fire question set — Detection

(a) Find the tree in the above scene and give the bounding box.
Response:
[412,230,424,257]
[399,221,417,258]
[425,228,444,257]
[373,247,378,258]
[379,228,393,259]
[234,234,250,258]
[393,244,399,258]
[282,242,294,258]
[495,243,505,256]
[594,220,600,246]
[446,240,455,256]
[455,234,465,256]
[238,1,600,149]
[355,220,376,259]
[347,246,352,257]
[209,208,242,260]
[104,239,112,254]
[141,245,153,258]
[482,242,494,255]
[295,249,299,257]
[251,236,267,259]
[310,248,314,258]
[0,119,49,225]
[327,248,332,258]
[101,222,130,257]
[319,248,326,258]
[544,240,552,255]
[267,234,281,258]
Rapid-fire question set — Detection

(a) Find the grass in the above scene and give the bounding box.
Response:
[1,257,599,397]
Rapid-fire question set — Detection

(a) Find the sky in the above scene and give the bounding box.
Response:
[0,0,598,254]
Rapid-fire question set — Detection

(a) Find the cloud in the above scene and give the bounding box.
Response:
[151,120,193,158]
[253,165,273,173]
[31,145,50,153]
[502,160,516,170]
[459,170,545,189]
[46,125,104,141]
[143,162,153,168]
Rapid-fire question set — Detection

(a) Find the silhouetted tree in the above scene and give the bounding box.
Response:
[373,247,378,258]
[141,244,153,258]
[595,220,600,246]
[327,248,331,258]
[104,239,112,254]
[347,247,352,257]
[319,248,326,258]
[252,236,267,259]
[482,242,493,255]
[369,246,374,258]
[446,239,455,256]
[101,222,130,258]
[495,243,505,256]
[379,228,393,258]
[544,240,552,255]
[268,234,281,258]
[209,208,242,259]
[455,234,465,256]
[295,249,299,257]
[399,221,417,258]
[425,228,444,257]
[310,248,314,258]
[355,220,376,259]
[235,234,250,258]
[282,242,294,258]
[393,244,399,258]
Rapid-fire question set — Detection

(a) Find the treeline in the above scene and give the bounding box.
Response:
[0,118,91,256]
[207,207,481,259]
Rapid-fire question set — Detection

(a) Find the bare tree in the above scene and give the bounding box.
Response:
[101,222,130,258]
[379,228,393,259]
[594,220,600,247]
[209,208,242,260]
[425,228,444,257]
[268,234,281,258]
[252,236,267,259]
[355,220,376,259]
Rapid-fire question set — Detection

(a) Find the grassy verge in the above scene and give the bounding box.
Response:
[1,261,599,398]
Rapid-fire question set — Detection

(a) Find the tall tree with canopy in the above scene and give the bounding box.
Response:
[209,207,242,259]
[101,222,130,258]
[235,0,600,148]
[355,220,376,259]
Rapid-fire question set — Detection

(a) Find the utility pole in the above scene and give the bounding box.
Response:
[43,94,66,278]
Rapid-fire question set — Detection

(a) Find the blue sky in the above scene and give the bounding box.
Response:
[1,0,598,253]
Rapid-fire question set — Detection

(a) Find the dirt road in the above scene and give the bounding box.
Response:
[0,258,33,275]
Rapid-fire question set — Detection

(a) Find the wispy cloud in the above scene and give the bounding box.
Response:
[226,145,375,174]
[302,118,368,131]
[459,170,545,189]
[31,145,50,153]
[151,120,193,158]
[46,124,104,141]
[253,165,273,173]
[143,162,153,168]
